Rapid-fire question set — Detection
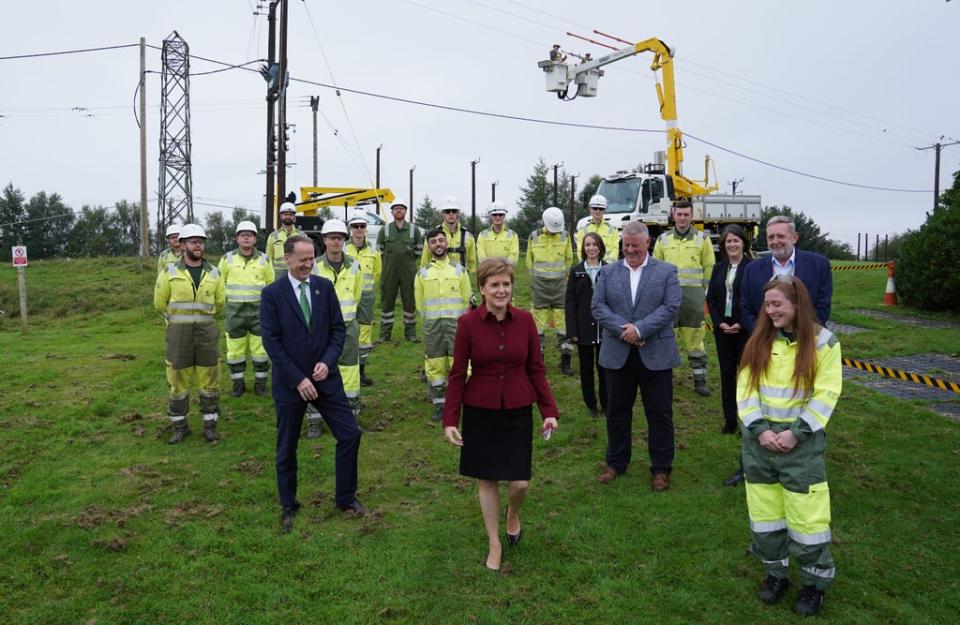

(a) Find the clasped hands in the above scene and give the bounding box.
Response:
[620,323,645,347]
[718,322,742,335]
[758,429,798,453]
[295,362,330,401]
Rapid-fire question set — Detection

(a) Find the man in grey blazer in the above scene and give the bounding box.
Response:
[591,221,681,491]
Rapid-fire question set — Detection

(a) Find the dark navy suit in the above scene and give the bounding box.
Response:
[740,249,832,333]
[260,274,362,509]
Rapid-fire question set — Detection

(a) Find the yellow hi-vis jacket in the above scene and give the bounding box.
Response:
[653,227,715,290]
[737,327,842,442]
[414,258,472,321]
[526,229,574,280]
[265,226,303,276]
[421,222,477,274]
[346,240,381,295]
[157,247,181,273]
[217,249,275,306]
[312,255,363,323]
[577,220,620,263]
[477,226,520,265]
[154,259,226,323]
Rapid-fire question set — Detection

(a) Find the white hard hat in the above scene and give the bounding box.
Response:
[165,223,181,238]
[588,194,608,209]
[235,220,258,235]
[390,198,409,210]
[440,196,461,212]
[179,223,207,240]
[542,207,564,233]
[487,201,507,216]
[279,202,297,214]
[348,210,369,225]
[320,219,348,236]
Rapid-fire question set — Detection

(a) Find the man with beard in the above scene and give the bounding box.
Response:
[266,202,303,282]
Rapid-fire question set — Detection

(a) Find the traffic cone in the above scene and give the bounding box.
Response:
[884,262,898,306]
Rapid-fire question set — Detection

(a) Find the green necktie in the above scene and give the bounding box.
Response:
[299,282,311,330]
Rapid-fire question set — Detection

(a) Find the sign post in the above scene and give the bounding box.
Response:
[12,245,28,333]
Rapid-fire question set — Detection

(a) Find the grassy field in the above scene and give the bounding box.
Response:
[1,258,958,625]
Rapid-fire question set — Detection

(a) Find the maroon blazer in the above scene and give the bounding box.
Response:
[443,303,559,427]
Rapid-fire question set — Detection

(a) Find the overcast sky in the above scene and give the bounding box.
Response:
[2,1,957,248]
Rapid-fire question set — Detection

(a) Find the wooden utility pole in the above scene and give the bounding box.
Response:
[569,173,578,250]
[491,180,498,202]
[139,37,149,260]
[470,158,480,234]
[310,96,319,186]
[265,0,278,231]
[409,165,415,221]
[376,145,382,189]
[276,0,289,206]
[917,139,960,210]
[552,162,564,207]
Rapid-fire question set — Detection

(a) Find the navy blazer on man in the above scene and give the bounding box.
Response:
[260,274,346,399]
[740,249,832,332]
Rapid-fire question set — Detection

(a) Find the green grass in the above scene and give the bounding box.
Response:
[0,260,958,624]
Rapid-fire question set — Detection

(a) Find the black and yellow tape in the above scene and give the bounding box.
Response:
[831,263,889,271]
[843,357,960,394]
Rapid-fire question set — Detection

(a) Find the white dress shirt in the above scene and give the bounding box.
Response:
[624,255,649,303]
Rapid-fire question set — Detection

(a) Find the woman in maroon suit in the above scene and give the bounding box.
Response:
[444,257,559,572]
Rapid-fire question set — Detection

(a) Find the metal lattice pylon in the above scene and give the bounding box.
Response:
[157,31,194,242]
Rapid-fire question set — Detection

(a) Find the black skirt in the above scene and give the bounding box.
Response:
[459,404,534,481]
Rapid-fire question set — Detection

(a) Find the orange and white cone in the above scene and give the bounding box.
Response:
[884,262,898,306]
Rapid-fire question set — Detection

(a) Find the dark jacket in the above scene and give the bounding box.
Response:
[740,249,832,332]
[565,260,606,344]
[260,274,346,403]
[706,256,754,327]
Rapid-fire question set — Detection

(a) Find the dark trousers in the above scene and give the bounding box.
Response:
[576,343,607,413]
[605,347,674,474]
[275,385,362,509]
[714,327,749,430]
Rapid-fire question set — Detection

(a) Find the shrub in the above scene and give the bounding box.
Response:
[895,205,960,311]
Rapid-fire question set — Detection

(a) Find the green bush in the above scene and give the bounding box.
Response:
[895,205,960,311]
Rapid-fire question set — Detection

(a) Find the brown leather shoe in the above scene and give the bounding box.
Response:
[597,467,620,483]
[651,473,670,492]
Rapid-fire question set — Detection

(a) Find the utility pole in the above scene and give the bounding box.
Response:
[376,144,383,189]
[264,0,278,231]
[409,165,415,220]
[491,180,498,202]
[553,162,563,207]
[470,158,480,234]
[276,0,289,207]
[138,37,149,260]
[569,173,578,250]
[729,178,743,196]
[917,140,960,210]
[310,96,319,186]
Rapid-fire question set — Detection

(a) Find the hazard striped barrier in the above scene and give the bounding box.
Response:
[843,357,960,394]
[831,263,889,271]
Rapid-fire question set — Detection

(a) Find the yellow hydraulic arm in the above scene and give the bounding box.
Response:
[297,186,395,217]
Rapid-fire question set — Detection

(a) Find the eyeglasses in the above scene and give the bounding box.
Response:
[590,206,606,211]
[350,223,367,229]
[442,209,460,214]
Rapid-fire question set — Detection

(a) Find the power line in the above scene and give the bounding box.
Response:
[0,43,139,61]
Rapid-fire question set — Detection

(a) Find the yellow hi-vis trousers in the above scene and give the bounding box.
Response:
[166,363,220,423]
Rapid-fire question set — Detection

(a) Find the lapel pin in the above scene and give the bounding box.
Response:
[315,289,320,295]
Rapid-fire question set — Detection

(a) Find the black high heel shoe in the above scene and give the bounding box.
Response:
[505,507,522,546]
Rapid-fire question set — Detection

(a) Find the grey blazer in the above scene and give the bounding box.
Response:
[591,257,682,371]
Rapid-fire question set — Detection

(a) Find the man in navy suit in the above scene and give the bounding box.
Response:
[591,221,682,492]
[741,216,832,332]
[260,235,366,533]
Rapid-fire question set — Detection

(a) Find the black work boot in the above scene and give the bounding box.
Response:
[360,365,374,387]
[254,379,267,396]
[560,353,575,377]
[202,420,220,443]
[693,374,710,396]
[404,324,419,343]
[793,585,825,616]
[167,420,191,445]
[377,325,392,345]
[431,405,444,422]
[757,575,790,605]
[231,379,246,397]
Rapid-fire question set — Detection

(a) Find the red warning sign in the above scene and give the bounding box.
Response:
[12,245,28,267]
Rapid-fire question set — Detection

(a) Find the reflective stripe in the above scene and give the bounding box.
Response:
[226,357,246,365]
[799,410,824,432]
[169,415,186,422]
[425,297,465,307]
[760,385,808,400]
[432,398,446,405]
[761,403,804,420]
[764,557,790,567]
[817,329,837,348]
[534,261,566,269]
[169,315,216,323]
[226,295,260,303]
[740,411,763,427]
[738,397,760,411]
[679,279,702,286]
[342,312,356,322]
[230,372,244,380]
[806,398,835,420]
[423,308,465,319]
[169,302,215,312]
[692,368,707,375]
[801,565,836,580]
[750,519,788,533]
[202,413,218,422]
[788,528,832,545]
[252,356,269,364]
[677,268,702,275]
[226,284,263,292]
[344,390,359,399]
[339,299,356,308]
